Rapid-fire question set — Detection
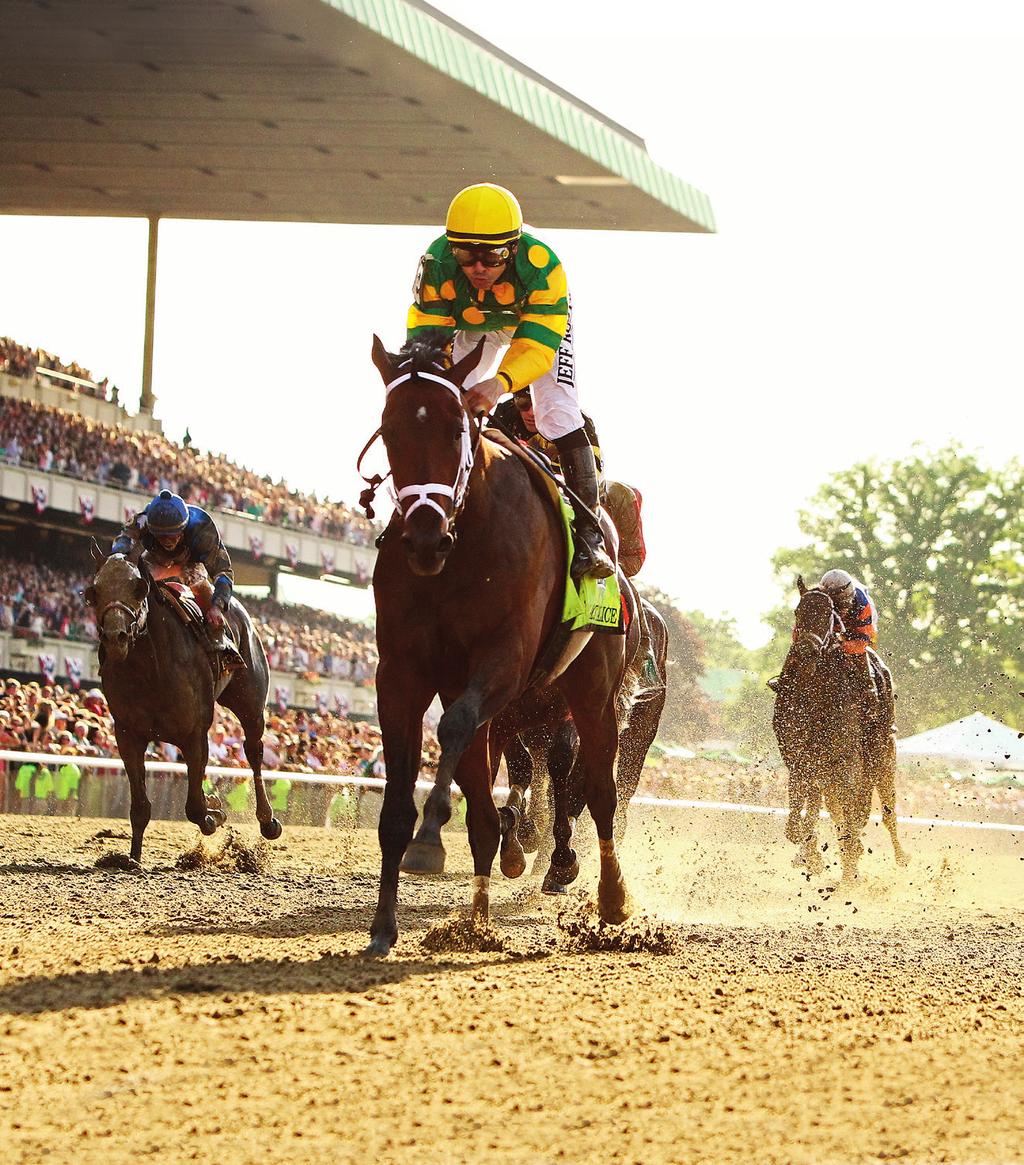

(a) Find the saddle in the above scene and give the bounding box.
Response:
[159,580,205,628]
[156,580,244,678]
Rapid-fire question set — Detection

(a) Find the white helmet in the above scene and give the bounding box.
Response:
[820,568,856,605]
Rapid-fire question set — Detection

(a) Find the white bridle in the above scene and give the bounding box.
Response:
[384,367,475,522]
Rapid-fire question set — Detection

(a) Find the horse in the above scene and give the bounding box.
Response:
[772,577,908,882]
[513,594,669,882]
[365,336,634,955]
[84,548,282,864]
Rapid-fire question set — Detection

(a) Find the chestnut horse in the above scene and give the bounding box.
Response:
[85,549,281,864]
[367,337,632,955]
[772,578,908,882]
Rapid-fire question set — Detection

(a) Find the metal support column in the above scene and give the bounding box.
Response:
[140,214,159,415]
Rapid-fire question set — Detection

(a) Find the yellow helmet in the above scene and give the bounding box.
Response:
[445,183,523,246]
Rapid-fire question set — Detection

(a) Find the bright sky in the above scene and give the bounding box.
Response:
[3,2,1023,643]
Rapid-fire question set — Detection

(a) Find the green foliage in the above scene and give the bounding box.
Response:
[637,586,715,745]
[749,445,1024,737]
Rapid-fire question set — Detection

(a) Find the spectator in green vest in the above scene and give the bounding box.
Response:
[54,757,82,816]
[224,776,251,816]
[269,777,292,821]
[14,762,36,812]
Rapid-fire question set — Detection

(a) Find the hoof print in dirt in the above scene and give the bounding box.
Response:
[422,916,506,954]
[94,852,142,872]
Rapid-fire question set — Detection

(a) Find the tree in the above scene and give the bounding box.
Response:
[767,445,1024,733]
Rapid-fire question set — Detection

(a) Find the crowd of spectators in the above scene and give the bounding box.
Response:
[0,553,95,643]
[1,336,115,401]
[0,675,438,778]
[248,596,377,684]
[0,396,380,544]
[0,552,379,682]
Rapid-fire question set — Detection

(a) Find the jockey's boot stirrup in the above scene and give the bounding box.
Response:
[560,444,615,582]
[209,625,247,673]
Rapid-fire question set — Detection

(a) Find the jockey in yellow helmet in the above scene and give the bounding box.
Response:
[406,182,614,582]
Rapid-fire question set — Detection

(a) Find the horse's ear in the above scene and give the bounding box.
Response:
[371,334,395,384]
[133,576,148,602]
[796,574,807,596]
[83,584,97,608]
[90,538,105,566]
[448,336,486,388]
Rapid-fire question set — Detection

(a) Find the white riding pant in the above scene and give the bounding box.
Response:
[452,305,584,441]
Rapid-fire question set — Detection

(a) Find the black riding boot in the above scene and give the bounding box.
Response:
[556,437,615,582]
[208,623,246,674]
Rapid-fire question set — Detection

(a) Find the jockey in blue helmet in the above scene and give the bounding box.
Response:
[111,490,243,670]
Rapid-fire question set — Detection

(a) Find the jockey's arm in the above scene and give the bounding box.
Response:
[496,257,568,393]
[191,518,234,609]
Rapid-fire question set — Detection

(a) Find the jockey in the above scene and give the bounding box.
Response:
[111,490,244,671]
[819,568,882,714]
[406,182,614,582]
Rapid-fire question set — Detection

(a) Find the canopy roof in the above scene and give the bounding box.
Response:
[0,0,715,233]
[896,712,1024,771]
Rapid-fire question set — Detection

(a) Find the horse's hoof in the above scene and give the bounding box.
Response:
[208,807,227,827]
[400,841,446,875]
[517,818,540,854]
[365,933,394,957]
[784,817,803,844]
[541,857,579,895]
[199,814,218,836]
[598,885,634,926]
[260,817,283,841]
[500,835,527,879]
[896,850,911,867]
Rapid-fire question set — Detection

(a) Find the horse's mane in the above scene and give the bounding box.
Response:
[398,336,451,373]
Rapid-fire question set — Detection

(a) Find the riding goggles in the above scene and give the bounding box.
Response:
[450,244,512,268]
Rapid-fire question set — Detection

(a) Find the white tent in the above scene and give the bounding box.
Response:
[896,712,1024,771]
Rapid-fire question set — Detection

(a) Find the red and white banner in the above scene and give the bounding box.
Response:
[66,657,83,690]
[123,505,137,525]
[38,654,57,683]
[315,691,329,714]
[249,533,263,560]
[274,684,290,713]
[333,692,349,718]
[285,542,299,568]
[355,558,370,585]
[78,493,95,524]
[30,483,47,514]
[320,549,335,574]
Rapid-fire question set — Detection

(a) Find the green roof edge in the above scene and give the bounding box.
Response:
[327,0,717,233]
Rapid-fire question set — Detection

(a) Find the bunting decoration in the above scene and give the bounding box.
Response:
[285,542,299,568]
[78,493,95,524]
[38,654,57,683]
[66,657,83,690]
[274,684,290,713]
[31,483,47,514]
[249,533,264,560]
[320,549,335,574]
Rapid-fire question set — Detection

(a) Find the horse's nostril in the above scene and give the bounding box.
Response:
[400,532,413,547]
[438,533,454,554]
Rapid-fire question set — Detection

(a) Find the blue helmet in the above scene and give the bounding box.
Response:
[145,489,188,534]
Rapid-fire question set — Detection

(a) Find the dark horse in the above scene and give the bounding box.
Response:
[367,337,633,954]
[511,594,669,883]
[84,548,282,864]
[772,577,908,882]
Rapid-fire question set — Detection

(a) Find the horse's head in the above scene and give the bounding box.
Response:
[371,334,485,576]
[83,549,149,663]
[790,576,841,667]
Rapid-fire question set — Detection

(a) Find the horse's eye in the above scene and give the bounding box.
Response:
[452,427,463,445]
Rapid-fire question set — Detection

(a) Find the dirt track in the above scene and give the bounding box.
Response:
[0,809,1022,1165]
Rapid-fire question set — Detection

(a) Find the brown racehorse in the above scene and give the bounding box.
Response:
[772,578,908,882]
[366,337,632,955]
[84,549,281,864]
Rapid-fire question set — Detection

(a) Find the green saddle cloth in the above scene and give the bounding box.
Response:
[557,495,623,633]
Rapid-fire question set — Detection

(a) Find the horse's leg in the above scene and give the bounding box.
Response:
[612,684,665,842]
[566,682,631,925]
[798,783,824,875]
[456,728,501,923]
[368,670,434,956]
[181,732,218,837]
[218,674,282,842]
[493,726,527,879]
[870,731,910,867]
[113,726,150,865]
[542,721,581,895]
[504,735,538,852]
[401,697,452,875]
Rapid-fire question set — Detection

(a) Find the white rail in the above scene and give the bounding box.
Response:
[2,750,1021,834]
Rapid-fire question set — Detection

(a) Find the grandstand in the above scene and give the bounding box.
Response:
[1,336,379,717]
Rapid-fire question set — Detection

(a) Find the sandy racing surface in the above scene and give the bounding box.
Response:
[1,809,1022,1165]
